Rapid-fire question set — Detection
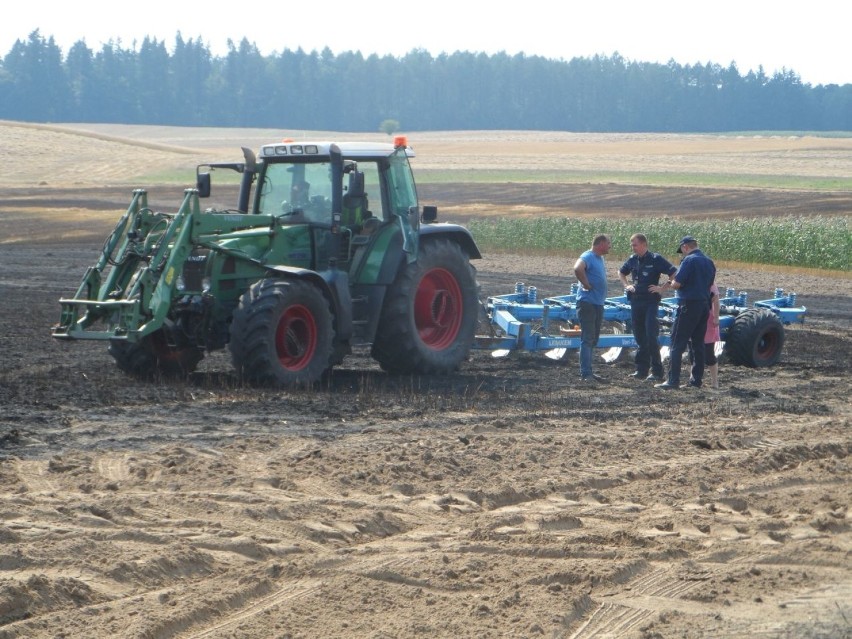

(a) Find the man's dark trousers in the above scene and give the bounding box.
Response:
[667,299,710,386]
[631,295,664,377]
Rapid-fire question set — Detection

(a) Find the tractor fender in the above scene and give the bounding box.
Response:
[366,223,479,309]
[349,225,481,346]
[263,265,353,341]
[419,223,482,259]
[350,222,480,287]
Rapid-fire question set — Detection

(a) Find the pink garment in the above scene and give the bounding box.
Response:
[705,283,721,343]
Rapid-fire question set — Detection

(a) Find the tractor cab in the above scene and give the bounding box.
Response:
[245,140,421,274]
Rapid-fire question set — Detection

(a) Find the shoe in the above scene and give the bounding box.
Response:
[645,373,665,382]
[681,381,702,389]
[581,374,607,383]
[629,371,648,379]
[654,381,680,390]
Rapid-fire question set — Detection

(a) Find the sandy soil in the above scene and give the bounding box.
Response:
[0,124,850,638]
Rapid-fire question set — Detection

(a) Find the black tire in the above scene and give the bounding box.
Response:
[372,239,478,374]
[108,328,203,379]
[724,308,785,367]
[229,278,334,386]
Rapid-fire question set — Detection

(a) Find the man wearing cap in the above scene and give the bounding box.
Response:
[618,233,677,382]
[649,236,716,390]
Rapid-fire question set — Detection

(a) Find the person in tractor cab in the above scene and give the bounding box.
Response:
[618,233,677,382]
[342,166,370,231]
[650,236,716,390]
[288,174,333,224]
[291,180,311,208]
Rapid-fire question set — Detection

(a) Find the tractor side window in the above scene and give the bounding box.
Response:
[359,163,384,221]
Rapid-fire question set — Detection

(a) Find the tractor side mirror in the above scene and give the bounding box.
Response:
[197,172,211,198]
[421,205,438,224]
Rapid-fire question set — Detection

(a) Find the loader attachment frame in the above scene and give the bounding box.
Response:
[53,188,273,343]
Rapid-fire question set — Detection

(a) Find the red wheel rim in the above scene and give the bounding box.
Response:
[414,268,463,349]
[149,330,183,365]
[275,304,317,370]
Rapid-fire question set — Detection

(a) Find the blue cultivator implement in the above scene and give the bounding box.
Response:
[473,283,807,367]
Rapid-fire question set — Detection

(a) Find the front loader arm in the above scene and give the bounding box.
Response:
[135,196,200,337]
[53,189,276,342]
[53,190,196,340]
[61,190,151,311]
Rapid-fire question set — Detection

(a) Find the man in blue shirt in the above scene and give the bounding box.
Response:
[573,234,612,382]
[618,233,677,382]
[650,236,717,389]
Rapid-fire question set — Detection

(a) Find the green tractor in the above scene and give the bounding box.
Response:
[53,137,482,386]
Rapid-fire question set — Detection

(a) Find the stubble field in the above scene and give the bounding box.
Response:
[0,122,850,639]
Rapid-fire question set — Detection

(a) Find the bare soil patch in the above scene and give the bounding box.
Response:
[0,125,849,638]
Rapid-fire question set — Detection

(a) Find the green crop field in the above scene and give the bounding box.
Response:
[417,169,852,191]
[468,215,852,271]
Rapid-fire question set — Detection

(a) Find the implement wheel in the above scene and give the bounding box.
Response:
[230,278,334,386]
[724,308,785,367]
[372,239,478,374]
[109,326,203,379]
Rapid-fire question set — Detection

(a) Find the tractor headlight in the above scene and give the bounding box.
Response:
[202,277,212,293]
[176,274,186,292]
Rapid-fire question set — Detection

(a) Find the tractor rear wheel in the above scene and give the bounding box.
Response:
[724,308,785,367]
[108,327,203,379]
[372,239,478,374]
[229,278,334,386]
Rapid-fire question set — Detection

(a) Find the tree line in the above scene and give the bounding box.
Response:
[2,30,850,132]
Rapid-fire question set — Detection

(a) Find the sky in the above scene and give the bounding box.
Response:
[3,0,850,86]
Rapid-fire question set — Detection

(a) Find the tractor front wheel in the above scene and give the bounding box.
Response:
[229,278,334,386]
[108,327,203,379]
[724,308,785,367]
[372,239,478,374]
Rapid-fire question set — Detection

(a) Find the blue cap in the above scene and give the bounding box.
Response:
[677,236,697,253]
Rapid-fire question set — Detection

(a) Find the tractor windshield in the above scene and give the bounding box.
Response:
[257,161,333,224]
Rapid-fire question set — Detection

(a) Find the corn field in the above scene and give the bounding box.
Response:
[467,216,852,271]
